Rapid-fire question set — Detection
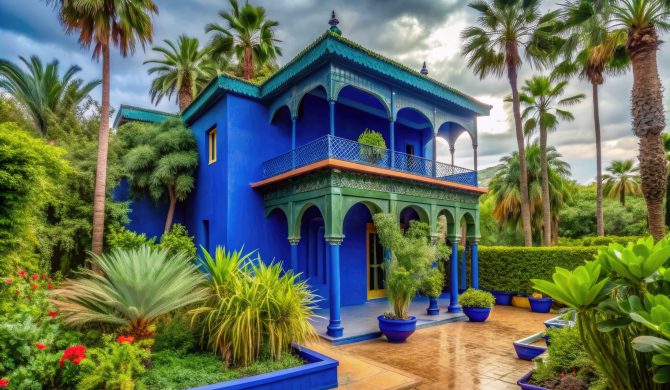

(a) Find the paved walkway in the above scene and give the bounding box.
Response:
[310,306,555,389]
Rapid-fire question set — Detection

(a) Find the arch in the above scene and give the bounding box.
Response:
[437,121,473,147]
[269,104,292,124]
[293,200,326,239]
[296,85,329,117]
[341,198,387,219]
[458,209,478,238]
[397,204,430,225]
[335,85,391,119]
[436,208,457,237]
[265,204,289,219]
[395,106,433,131]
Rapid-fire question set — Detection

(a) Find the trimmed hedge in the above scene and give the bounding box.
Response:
[476,246,599,294]
[558,236,642,247]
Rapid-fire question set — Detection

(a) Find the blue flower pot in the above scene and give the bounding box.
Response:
[529,298,553,313]
[513,341,546,361]
[462,307,492,322]
[517,371,549,390]
[378,315,417,343]
[492,291,514,305]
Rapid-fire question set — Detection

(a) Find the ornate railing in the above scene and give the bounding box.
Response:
[262,135,478,187]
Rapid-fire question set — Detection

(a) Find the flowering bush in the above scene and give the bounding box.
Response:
[59,345,87,367]
[76,335,151,390]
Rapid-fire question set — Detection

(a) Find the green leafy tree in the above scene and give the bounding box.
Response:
[603,159,642,206]
[119,118,198,232]
[144,35,225,111]
[555,1,629,237]
[461,0,562,246]
[0,55,100,137]
[48,0,158,255]
[516,75,585,245]
[489,142,572,244]
[205,0,282,80]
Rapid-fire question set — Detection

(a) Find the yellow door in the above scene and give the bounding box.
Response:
[366,223,387,299]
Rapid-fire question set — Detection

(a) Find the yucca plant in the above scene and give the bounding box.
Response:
[51,246,208,339]
[190,247,318,366]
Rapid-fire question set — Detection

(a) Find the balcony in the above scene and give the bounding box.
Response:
[261,135,478,188]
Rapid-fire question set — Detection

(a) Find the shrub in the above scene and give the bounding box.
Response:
[558,235,643,247]
[106,224,156,251]
[158,224,196,260]
[458,288,495,308]
[153,311,198,355]
[190,247,318,367]
[357,129,387,163]
[51,246,208,339]
[477,246,598,294]
[76,335,150,390]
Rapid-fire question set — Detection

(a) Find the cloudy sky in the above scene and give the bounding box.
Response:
[1,0,668,182]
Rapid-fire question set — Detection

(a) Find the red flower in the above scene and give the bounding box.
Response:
[42,273,47,279]
[117,335,134,344]
[4,278,12,284]
[48,311,57,317]
[31,284,38,289]
[31,274,39,280]
[47,284,53,289]
[59,345,86,367]
[0,378,8,388]
[17,270,26,276]
[35,343,47,350]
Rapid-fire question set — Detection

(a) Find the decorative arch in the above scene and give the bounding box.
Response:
[296,85,328,117]
[435,208,458,237]
[397,203,430,224]
[458,209,478,238]
[341,198,388,219]
[395,106,433,130]
[335,84,391,118]
[292,200,327,240]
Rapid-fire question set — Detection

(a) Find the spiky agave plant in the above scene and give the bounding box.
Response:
[51,246,208,339]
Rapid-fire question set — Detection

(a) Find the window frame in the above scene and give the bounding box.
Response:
[208,127,217,164]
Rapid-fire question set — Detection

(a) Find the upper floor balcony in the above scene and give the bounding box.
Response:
[259,135,478,189]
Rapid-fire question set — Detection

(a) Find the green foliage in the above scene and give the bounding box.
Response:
[477,246,598,294]
[107,223,196,260]
[458,288,495,308]
[51,246,208,338]
[357,129,387,163]
[0,95,35,132]
[603,159,641,205]
[191,247,318,367]
[153,312,198,355]
[158,224,197,260]
[373,214,442,319]
[107,224,156,251]
[77,335,150,390]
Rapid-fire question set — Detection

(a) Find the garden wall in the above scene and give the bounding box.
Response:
[476,246,599,294]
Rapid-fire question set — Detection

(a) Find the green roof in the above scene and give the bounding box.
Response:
[183,31,491,122]
[113,105,175,128]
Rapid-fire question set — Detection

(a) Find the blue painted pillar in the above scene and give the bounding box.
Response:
[432,132,438,177]
[471,240,479,289]
[389,120,395,169]
[329,100,336,137]
[289,238,299,272]
[291,117,297,169]
[460,241,467,291]
[448,239,461,313]
[327,238,343,337]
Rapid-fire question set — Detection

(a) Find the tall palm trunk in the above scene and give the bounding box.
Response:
[164,185,176,233]
[592,83,605,236]
[91,43,111,256]
[620,186,626,206]
[178,76,192,111]
[507,59,533,246]
[539,124,551,246]
[629,26,667,241]
[243,47,253,80]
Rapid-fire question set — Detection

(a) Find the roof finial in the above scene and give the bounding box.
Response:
[420,61,429,75]
[329,10,341,35]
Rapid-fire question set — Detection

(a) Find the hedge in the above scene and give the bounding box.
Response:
[474,246,599,294]
[558,236,642,247]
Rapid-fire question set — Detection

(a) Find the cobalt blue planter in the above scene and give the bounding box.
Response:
[517,371,549,390]
[462,307,492,322]
[492,291,514,305]
[378,315,417,343]
[513,332,547,361]
[192,344,338,390]
[426,297,440,315]
[529,298,553,313]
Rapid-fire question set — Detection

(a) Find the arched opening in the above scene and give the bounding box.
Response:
[399,205,428,230]
[437,121,474,169]
[335,85,391,147]
[341,202,379,305]
[395,107,433,175]
[297,205,328,308]
[295,85,330,146]
[261,207,290,267]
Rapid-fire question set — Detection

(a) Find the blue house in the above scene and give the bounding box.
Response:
[115,16,490,340]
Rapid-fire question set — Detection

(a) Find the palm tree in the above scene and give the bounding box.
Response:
[461,0,561,246]
[48,0,158,255]
[205,0,281,81]
[664,133,670,227]
[0,55,100,136]
[489,142,572,243]
[555,1,629,238]
[603,159,642,206]
[517,76,585,245]
[144,35,225,111]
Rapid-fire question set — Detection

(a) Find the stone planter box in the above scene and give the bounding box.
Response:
[193,344,338,390]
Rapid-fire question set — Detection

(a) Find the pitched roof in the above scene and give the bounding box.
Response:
[113,104,175,128]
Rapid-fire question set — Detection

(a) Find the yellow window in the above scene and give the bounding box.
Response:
[208,128,217,164]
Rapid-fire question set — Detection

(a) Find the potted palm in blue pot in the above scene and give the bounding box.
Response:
[459,288,495,322]
[373,214,444,343]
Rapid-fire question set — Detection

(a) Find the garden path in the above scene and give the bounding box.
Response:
[311,306,555,389]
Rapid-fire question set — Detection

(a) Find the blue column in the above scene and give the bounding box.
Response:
[432,133,437,177]
[289,238,299,273]
[291,117,297,169]
[471,241,479,289]
[327,239,343,337]
[448,239,461,313]
[389,120,395,168]
[329,100,335,137]
[460,241,467,291]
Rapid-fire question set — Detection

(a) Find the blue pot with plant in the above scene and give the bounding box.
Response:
[529,293,553,313]
[373,214,449,342]
[459,288,495,322]
[491,291,514,305]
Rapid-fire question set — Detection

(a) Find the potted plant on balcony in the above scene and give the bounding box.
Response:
[529,292,553,313]
[459,288,495,322]
[358,129,387,165]
[373,214,437,343]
